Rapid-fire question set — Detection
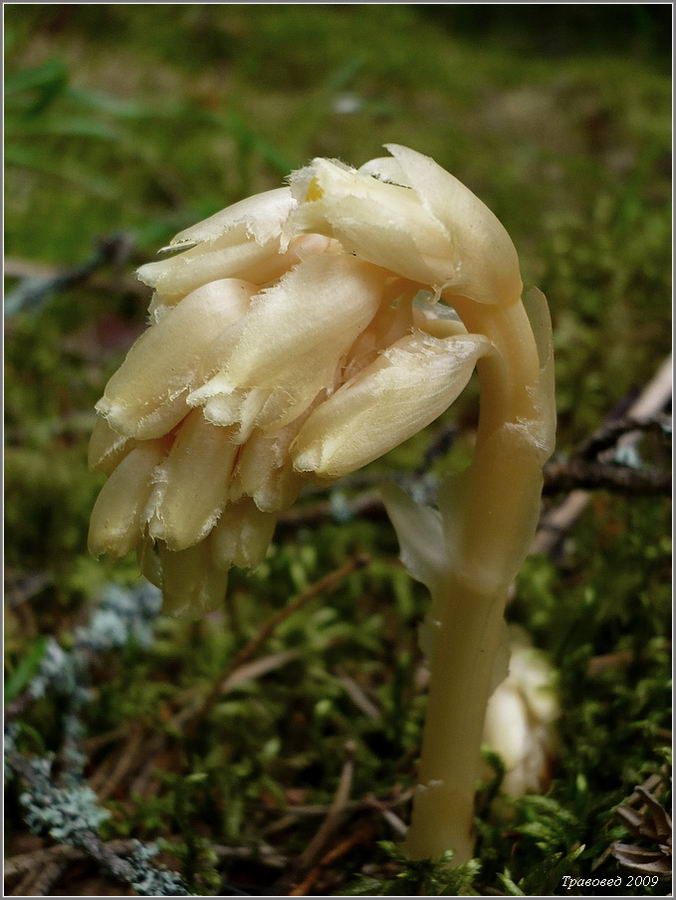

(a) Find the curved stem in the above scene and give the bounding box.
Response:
[404,294,547,862]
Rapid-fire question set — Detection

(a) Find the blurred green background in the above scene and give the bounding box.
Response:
[5,5,672,896]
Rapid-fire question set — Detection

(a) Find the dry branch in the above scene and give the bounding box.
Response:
[182,555,369,731]
[295,740,357,872]
[532,355,672,554]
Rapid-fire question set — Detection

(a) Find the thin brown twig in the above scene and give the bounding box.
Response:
[210,843,288,868]
[278,412,670,531]
[171,649,301,729]
[532,355,672,555]
[184,555,369,732]
[83,725,129,753]
[9,860,65,897]
[278,786,414,818]
[278,491,383,528]
[97,726,146,801]
[4,244,147,304]
[296,740,357,872]
[335,668,382,722]
[278,461,671,532]
[88,750,120,794]
[127,736,168,799]
[587,649,636,676]
[543,459,670,494]
[5,839,138,878]
[288,820,376,897]
[7,754,140,887]
[364,794,408,836]
[574,415,671,461]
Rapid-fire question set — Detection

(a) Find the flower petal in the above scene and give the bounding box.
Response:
[147,410,239,550]
[188,254,387,434]
[88,416,137,474]
[381,484,445,593]
[139,232,336,307]
[225,254,386,386]
[138,235,285,302]
[385,144,522,304]
[138,536,163,588]
[211,499,277,569]
[522,286,556,458]
[357,156,412,187]
[412,297,467,339]
[342,282,416,381]
[230,416,309,512]
[292,332,491,478]
[96,278,255,439]
[193,384,269,443]
[88,441,165,558]
[158,540,228,617]
[288,158,448,285]
[168,187,295,249]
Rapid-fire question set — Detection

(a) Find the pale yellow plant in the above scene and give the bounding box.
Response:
[89,145,555,861]
[482,626,559,798]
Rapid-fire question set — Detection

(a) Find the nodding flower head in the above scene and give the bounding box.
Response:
[89,146,505,614]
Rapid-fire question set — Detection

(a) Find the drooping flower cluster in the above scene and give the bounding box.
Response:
[89,145,519,613]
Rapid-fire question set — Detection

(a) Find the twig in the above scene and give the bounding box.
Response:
[210,843,287,869]
[278,491,384,528]
[279,452,670,530]
[542,459,670,495]
[288,821,376,897]
[5,235,142,318]
[218,649,301,693]
[171,649,301,730]
[5,570,54,608]
[184,556,369,731]
[9,860,65,896]
[88,751,120,794]
[5,837,287,886]
[7,753,139,884]
[575,415,670,461]
[587,649,635,676]
[83,725,129,753]
[276,786,414,818]
[5,585,187,896]
[532,355,672,555]
[296,740,357,872]
[97,726,146,801]
[278,357,671,546]
[5,839,138,877]
[8,751,189,895]
[336,668,382,722]
[364,794,408,836]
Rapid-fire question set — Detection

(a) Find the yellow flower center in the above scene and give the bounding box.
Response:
[305,177,324,202]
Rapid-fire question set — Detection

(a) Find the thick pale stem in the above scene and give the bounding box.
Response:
[405,294,545,862]
[405,576,506,861]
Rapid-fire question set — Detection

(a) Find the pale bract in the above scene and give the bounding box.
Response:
[89,145,512,614]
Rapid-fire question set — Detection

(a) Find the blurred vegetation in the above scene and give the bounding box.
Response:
[4,5,671,897]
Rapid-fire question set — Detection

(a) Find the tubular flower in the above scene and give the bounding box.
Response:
[89,145,498,614]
